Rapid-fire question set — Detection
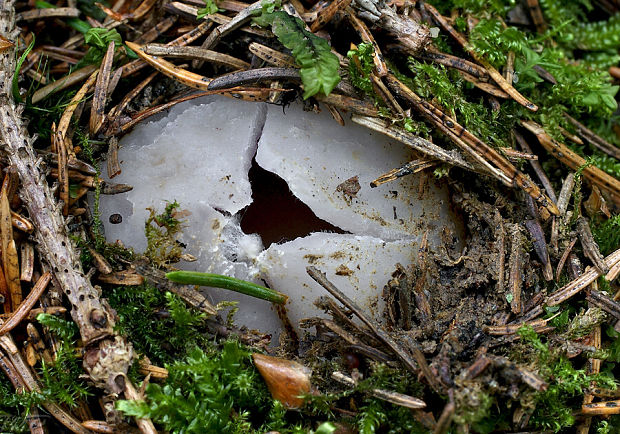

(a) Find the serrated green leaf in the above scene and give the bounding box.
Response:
[255,11,340,98]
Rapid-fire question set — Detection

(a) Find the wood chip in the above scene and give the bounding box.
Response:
[19,242,34,282]
[17,7,80,20]
[106,137,121,179]
[545,247,620,306]
[143,43,251,70]
[90,41,115,135]
[0,272,51,335]
[577,216,609,274]
[0,35,14,53]
[31,64,98,104]
[97,270,145,286]
[0,191,20,311]
[138,360,169,379]
[332,371,426,408]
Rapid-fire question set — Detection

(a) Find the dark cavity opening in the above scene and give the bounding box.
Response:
[240,159,346,247]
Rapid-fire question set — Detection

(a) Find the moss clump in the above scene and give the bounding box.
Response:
[116,341,282,433]
[106,284,210,366]
[592,214,620,256]
[144,200,185,267]
[517,325,617,431]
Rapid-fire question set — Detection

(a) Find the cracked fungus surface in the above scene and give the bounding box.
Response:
[99,95,460,340]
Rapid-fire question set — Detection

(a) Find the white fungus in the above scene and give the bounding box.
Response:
[257,103,455,240]
[99,96,459,340]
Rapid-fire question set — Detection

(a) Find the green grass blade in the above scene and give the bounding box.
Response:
[12,35,35,103]
[165,271,288,304]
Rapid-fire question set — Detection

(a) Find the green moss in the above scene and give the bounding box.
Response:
[0,376,40,434]
[35,314,92,407]
[106,284,210,365]
[347,42,375,95]
[116,340,280,433]
[468,18,528,68]
[350,364,426,433]
[592,214,620,256]
[398,58,511,147]
[144,201,185,267]
[517,325,617,431]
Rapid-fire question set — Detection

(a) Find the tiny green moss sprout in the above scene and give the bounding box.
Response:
[144,201,185,267]
[77,28,123,67]
[468,19,528,68]
[543,305,569,329]
[36,312,78,340]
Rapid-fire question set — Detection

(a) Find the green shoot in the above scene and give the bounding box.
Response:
[166,271,289,304]
[592,214,620,256]
[347,43,374,95]
[517,325,617,431]
[77,28,123,67]
[12,35,35,103]
[197,0,221,19]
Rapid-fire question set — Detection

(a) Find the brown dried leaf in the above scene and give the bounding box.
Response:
[0,35,14,53]
[252,353,311,409]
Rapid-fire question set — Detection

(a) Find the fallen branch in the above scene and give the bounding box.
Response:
[0,0,133,393]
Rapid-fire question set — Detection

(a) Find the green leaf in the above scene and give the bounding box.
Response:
[197,0,220,19]
[315,422,337,434]
[84,28,122,50]
[77,28,123,67]
[36,313,78,341]
[254,11,340,98]
[115,399,151,417]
